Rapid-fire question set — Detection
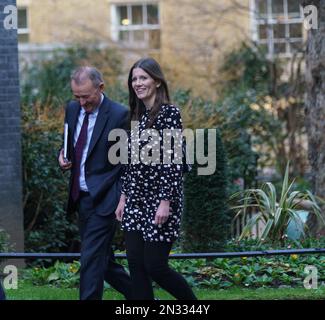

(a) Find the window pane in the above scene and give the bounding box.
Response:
[258,24,268,39]
[149,30,160,49]
[273,24,286,39]
[290,23,302,38]
[132,5,143,25]
[118,6,128,26]
[287,0,301,17]
[147,4,159,24]
[272,0,284,16]
[18,9,27,29]
[256,0,267,17]
[119,30,130,42]
[134,30,145,42]
[274,42,286,53]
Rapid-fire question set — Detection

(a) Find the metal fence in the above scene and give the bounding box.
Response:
[1,248,325,261]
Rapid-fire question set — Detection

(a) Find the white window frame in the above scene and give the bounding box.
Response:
[110,2,160,49]
[17,7,29,41]
[250,0,304,59]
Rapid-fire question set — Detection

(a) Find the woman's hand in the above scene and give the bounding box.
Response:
[115,194,126,222]
[154,200,171,225]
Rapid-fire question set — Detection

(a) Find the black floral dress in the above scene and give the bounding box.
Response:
[121,104,184,242]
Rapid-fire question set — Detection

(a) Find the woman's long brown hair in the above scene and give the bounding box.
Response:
[128,57,170,128]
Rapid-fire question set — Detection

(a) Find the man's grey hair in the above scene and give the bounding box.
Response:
[71,66,104,88]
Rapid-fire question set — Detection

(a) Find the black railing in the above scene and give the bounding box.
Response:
[1,248,325,260]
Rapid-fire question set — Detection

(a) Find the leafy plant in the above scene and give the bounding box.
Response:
[23,260,80,288]
[21,238,325,290]
[231,163,325,245]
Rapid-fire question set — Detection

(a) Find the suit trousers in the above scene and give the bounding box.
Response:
[78,192,132,300]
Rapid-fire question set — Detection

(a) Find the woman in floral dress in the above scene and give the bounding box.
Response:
[115,57,196,300]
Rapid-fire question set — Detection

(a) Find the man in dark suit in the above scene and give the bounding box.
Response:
[58,66,132,300]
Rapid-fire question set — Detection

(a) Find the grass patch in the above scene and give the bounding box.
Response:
[5,281,325,300]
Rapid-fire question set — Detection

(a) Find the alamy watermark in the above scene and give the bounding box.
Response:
[108,124,217,176]
[303,265,323,290]
[1,265,18,290]
[302,5,318,30]
[3,5,17,30]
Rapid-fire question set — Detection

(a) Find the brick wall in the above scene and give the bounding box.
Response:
[0,0,24,260]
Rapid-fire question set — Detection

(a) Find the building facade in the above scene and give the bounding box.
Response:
[16,0,305,98]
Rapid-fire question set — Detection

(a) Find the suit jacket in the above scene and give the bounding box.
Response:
[64,94,129,216]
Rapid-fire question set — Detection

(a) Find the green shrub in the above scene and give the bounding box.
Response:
[219,42,306,175]
[22,104,79,256]
[182,129,229,252]
[173,89,262,194]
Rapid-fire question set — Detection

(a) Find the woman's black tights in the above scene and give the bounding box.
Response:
[125,231,197,300]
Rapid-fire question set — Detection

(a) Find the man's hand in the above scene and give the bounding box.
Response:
[58,149,72,170]
[115,194,126,222]
[154,200,172,225]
